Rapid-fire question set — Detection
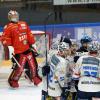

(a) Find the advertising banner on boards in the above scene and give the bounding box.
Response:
[53,0,100,5]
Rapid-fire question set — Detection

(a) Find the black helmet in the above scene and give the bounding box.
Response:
[80,36,92,44]
[60,36,72,47]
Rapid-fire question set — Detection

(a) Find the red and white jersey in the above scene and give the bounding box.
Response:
[2,21,35,54]
[73,55,100,92]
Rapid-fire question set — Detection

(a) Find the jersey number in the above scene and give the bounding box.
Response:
[84,71,98,78]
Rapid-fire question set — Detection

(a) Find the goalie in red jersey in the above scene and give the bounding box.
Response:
[1,10,42,88]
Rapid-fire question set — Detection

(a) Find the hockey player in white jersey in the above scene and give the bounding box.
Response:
[73,42,100,100]
[47,42,70,100]
[66,42,78,100]
[41,37,73,100]
[41,49,58,100]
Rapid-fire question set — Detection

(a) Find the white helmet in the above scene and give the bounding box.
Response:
[88,42,99,52]
[58,42,69,52]
[8,10,19,22]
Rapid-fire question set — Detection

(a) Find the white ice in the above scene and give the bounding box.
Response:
[0,67,42,100]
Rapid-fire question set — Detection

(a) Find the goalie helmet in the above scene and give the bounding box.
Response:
[58,42,69,52]
[8,10,19,22]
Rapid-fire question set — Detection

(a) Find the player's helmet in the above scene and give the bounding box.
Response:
[60,36,72,47]
[8,10,19,22]
[58,42,69,52]
[88,42,99,52]
[80,36,92,44]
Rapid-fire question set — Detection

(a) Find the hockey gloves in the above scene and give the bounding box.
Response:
[42,65,50,76]
[61,87,70,99]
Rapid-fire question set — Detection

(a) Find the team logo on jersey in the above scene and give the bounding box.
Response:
[23,40,27,45]
[19,34,27,41]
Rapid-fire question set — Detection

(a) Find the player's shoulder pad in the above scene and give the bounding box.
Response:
[4,23,11,29]
[4,23,16,30]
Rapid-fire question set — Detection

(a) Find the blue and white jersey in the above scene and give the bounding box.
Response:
[42,50,58,92]
[48,54,68,87]
[48,54,69,97]
[73,55,100,92]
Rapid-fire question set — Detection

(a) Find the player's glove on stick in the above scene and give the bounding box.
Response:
[42,65,50,76]
[61,86,70,98]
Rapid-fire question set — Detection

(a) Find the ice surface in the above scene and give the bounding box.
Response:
[0,80,42,100]
[0,67,42,100]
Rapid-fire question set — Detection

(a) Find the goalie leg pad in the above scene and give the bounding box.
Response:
[24,61,31,80]
[26,52,42,85]
[8,80,19,88]
[8,54,27,88]
[8,67,23,88]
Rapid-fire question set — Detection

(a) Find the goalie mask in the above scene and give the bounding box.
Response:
[8,10,19,22]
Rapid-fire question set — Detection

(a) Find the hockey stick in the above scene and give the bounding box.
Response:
[44,12,53,65]
[52,67,70,100]
[43,12,53,100]
[57,80,70,100]
[12,54,32,84]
